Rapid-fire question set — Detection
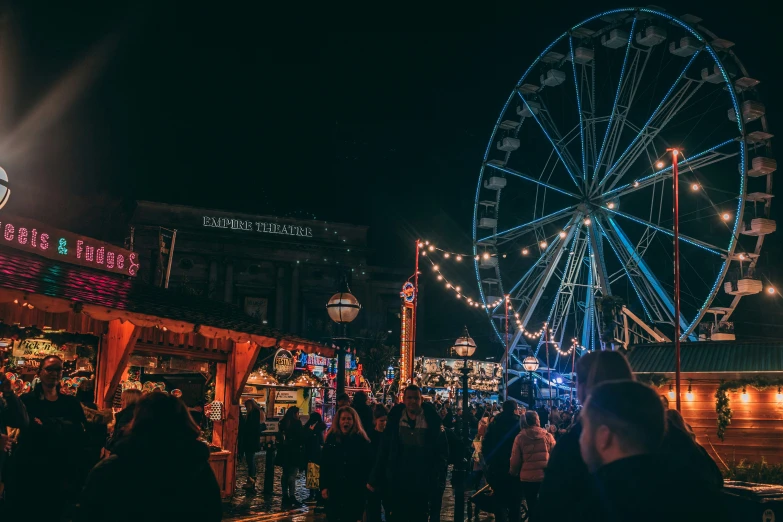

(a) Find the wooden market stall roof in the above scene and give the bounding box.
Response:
[628,341,783,374]
[0,246,330,354]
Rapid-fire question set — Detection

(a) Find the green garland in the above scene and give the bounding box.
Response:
[637,373,671,388]
[715,377,783,440]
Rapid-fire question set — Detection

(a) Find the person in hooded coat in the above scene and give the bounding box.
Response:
[79,392,222,522]
[481,400,521,522]
[351,391,374,435]
[509,410,556,517]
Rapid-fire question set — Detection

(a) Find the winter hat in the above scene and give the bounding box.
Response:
[373,405,389,419]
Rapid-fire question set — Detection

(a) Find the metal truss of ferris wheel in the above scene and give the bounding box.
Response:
[472,8,775,380]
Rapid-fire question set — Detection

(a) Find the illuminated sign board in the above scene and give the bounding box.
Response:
[202,216,313,238]
[0,215,139,277]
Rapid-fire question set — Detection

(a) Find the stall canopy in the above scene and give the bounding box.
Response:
[0,247,330,355]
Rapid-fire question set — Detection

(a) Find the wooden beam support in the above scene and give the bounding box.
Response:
[231,341,261,404]
[96,319,142,408]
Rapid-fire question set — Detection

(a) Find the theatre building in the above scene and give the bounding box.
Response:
[129,201,407,341]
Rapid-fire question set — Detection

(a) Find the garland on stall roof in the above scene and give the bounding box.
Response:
[715,377,783,441]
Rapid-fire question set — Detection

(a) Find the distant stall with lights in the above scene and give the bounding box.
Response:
[628,341,783,466]
[414,356,503,402]
[0,215,325,497]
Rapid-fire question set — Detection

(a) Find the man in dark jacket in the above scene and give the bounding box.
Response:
[369,385,449,522]
[352,391,374,434]
[579,381,728,522]
[482,399,521,522]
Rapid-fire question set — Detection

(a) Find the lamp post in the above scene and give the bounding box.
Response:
[667,147,682,412]
[451,326,476,522]
[523,355,540,409]
[326,289,361,398]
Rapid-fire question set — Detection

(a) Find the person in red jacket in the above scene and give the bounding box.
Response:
[509,410,555,518]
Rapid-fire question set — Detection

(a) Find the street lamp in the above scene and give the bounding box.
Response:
[523,355,540,409]
[327,289,361,398]
[451,326,476,522]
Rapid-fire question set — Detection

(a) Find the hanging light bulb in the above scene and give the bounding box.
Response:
[559,231,567,238]
[668,384,675,400]
[607,202,615,209]
[633,181,640,187]
[522,248,529,255]
[768,286,776,295]
[482,252,490,260]
[437,275,443,281]
[444,253,450,258]
[686,382,694,401]
[540,241,548,249]
[433,264,439,270]
[741,387,750,402]
[422,251,427,256]
[583,217,592,225]
[475,255,480,261]
[722,213,731,221]
[656,160,665,169]
[446,283,451,289]
[777,387,783,402]
[428,245,435,252]
[691,183,700,191]
[739,254,746,260]
[456,255,462,261]
[455,286,461,292]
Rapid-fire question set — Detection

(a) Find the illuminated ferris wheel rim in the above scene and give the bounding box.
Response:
[470,7,773,363]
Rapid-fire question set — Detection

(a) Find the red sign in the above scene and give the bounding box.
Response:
[0,215,139,277]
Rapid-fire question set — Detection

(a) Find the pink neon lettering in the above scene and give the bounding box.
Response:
[76,240,83,259]
[85,246,94,261]
[106,251,115,268]
[4,224,14,241]
[117,255,124,269]
[17,228,28,245]
[96,247,105,264]
[128,253,139,276]
[31,229,37,247]
[40,234,49,250]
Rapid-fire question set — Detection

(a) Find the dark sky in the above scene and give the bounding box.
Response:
[1,0,781,356]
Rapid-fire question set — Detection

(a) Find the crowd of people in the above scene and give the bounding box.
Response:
[239,350,730,522]
[0,354,223,521]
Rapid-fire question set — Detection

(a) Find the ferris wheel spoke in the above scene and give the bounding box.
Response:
[603,206,726,256]
[569,37,587,185]
[516,214,582,327]
[600,52,705,192]
[547,224,588,342]
[477,205,577,244]
[602,216,695,339]
[601,138,740,199]
[593,17,638,175]
[485,163,581,199]
[516,93,582,187]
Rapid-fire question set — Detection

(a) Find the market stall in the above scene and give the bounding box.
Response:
[0,215,329,497]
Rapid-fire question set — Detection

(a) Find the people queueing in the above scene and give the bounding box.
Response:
[579,380,729,522]
[351,391,374,435]
[79,392,222,521]
[320,406,372,522]
[106,388,141,454]
[509,410,556,518]
[239,398,263,490]
[0,355,27,501]
[535,350,633,521]
[482,400,522,522]
[278,405,307,506]
[369,385,449,522]
[76,379,112,483]
[366,405,388,522]
[304,411,328,504]
[4,355,87,521]
[336,392,351,409]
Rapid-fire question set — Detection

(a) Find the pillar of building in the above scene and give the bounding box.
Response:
[275,266,286,329]
[224,261,234,304]
[289,265,300,334]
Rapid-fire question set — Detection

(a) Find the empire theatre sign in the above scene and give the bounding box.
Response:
[202,215,313,238]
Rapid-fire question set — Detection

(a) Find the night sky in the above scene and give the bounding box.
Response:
[1,1,781,357]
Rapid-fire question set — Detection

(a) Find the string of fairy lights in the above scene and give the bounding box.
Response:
[416,240,593,354]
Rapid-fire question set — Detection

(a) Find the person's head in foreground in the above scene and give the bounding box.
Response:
[579,380,665,473]
[576,350,634,404]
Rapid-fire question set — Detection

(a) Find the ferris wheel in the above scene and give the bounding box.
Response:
[472,7,775,374]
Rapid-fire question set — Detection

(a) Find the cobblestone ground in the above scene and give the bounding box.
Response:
[224,452,496,521]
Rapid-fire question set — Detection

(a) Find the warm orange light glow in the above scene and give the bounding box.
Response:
[768,286,776,295]
[722,213,731,221]
[437,275,443,280]
[633,181,640,187]
[428,245,435,252]
[522,248,529,255]
[584,217,592,225]
[444,253,450,258]
[540,241,548,249]
[741,387,750,402]
[559,231,567,238]
[656,161,665,169]
[456,255,462,261]
[433,265,439,270]
[607,202,615,209]
[691,183,700,191]
[482,252,490,260]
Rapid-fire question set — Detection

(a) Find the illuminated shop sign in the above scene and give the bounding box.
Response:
[297,352,328,368]
[0,215,139,277]
[202,216,313,238]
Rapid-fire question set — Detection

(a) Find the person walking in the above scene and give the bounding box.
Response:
[240,399,263,490]
[4,355,86,521]
[304,411,327,503]
[482,400,521,522]
[79,392,222,521]
[535,350,633,522]
[320,406,372,522]
[579,380,728,522]
[106,388,141,454]
[509,410,555,518]
[368,385,449,522]
[278,406,306,506]
[351,391,374,434]
[366,406,388,522]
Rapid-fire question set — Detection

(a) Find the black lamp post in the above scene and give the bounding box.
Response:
[326,289,361,398]
[451,326,476,522]
[523,355,540,409]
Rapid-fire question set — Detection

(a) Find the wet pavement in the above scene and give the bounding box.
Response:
[223,452,496,521]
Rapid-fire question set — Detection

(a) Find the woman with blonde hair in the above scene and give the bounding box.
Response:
[320,406,371,522]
